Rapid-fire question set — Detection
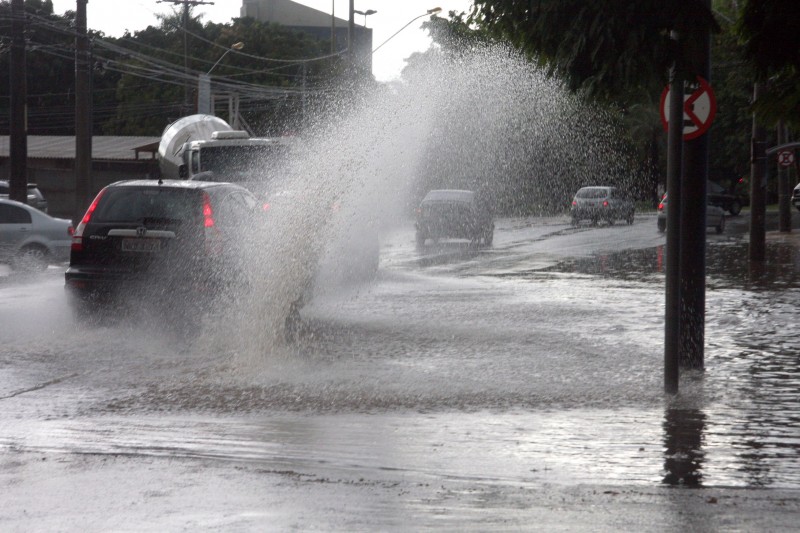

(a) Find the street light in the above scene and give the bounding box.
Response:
[372,7,441,54]
[198,42,244,115]
[207,41,244,75]
[353,9,377,27]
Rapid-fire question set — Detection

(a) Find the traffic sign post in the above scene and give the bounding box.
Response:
[660,76,717,140]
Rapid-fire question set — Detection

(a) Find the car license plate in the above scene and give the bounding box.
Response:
[122,238,161,252]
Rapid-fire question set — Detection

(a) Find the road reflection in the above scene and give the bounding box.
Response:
[662,407,707,487]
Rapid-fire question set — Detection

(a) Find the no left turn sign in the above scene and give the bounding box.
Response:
[660,76,717,140]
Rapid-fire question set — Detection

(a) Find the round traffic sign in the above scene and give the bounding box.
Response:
[660,76,717,140]
[778,150,795,167]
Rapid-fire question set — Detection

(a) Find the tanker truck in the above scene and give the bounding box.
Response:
[157,114,293,187]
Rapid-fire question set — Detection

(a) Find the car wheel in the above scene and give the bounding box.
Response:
[627,211,635,225]
[415,231,426,247]
[657,219,666,232]
[12,244,48,272]
[606,217,615,226]
[729,200,742,216]
[716,216,725,234]
[570,216,579,227]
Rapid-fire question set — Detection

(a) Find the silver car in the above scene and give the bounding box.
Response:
[656,193,725,234]
[0,198,73,271]
[0,180,48,213]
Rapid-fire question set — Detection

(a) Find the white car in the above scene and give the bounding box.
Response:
[0,198,73,271]
[792,182,800,212]
[656,193,725,234]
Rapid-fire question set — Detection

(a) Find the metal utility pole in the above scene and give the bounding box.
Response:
[749,82,767,261]
[664,42,684,394]
[9,0,28,204]
[330,0,336,54]
[74,0,92,224]
[157,0,215,113]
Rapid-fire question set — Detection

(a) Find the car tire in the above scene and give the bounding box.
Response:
[729,200,742,216]
[657,219,666,232]
[627,211,635,225]
[570,216,578,227]
[12,244,48,272]
[716,216,725,234]
[607,217,615,226]
[415,231,426,247]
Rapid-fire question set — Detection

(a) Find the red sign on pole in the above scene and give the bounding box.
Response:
[660,76,717,140]
[778,150,795,167]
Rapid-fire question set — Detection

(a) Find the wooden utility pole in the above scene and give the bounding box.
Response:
[9,0,27,204]
[74,0,92,224]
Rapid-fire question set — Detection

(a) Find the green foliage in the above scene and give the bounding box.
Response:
[469,0,719,103]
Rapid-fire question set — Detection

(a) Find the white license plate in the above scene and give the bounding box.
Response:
[122,238,161,252]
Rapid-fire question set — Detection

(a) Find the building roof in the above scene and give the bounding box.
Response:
[0,136,161,161]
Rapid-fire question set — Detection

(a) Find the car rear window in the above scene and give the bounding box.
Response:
[576,188,609,199]
[92,188,200,223]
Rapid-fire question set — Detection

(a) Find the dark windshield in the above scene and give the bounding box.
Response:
[93,188,200,223]
[200,145,290,182]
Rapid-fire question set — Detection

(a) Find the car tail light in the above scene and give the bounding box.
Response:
[571,200,577,206]
[202,192,222,255]
[202,192,215,228]
[658,202,665,211]
[68,226,74,236]
[603,200,609,207]
[72,188,106,252]
[262,203,271,212]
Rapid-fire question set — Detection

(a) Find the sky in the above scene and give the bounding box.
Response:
[49,0,473,82]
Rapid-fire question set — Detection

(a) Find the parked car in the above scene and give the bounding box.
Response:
[656,193,725,234]
[793,182,800,212]
[64,179,259,315]
[0,197,72,271]
[707,180,744,216]
[415,189,494,247]
[570,186,635,226]
[0,180,48,212]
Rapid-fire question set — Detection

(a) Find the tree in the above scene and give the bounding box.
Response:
[468,0,719,102]
[737,0,800,128]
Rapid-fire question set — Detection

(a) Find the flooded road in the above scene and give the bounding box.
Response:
[1,213,799,530]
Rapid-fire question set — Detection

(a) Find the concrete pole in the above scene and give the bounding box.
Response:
[9,0,27,204]
[677,4,711,370]
[777,122,792,232]
[749,82,767,262]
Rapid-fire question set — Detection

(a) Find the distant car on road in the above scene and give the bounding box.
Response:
[707,180,744,216]
[570,186,635,226]
[0,180,48,213]
[415,189,494,247]
[656,193,725,234]
[0,197,73,271]
[65,179,259,316]
[793,182,800,212]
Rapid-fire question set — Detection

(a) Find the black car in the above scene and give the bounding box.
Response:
[65,179,258,317]
[707,180,744,216]
[0,180,48,213]
[415,189,494,247]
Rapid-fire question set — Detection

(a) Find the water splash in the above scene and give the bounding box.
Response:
[210,43,637,362]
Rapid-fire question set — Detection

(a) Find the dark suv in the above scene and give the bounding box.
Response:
[65,179,258,316]
[0,180,48,212]
[415,189,494,247]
